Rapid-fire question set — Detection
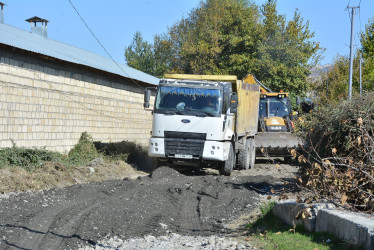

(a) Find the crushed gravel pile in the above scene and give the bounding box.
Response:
[79,233,256,250]
[0,164,297,249]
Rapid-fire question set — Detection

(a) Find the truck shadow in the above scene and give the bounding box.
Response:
[232,178,300,195]
[159,165,220,176]
[94,141,154,172]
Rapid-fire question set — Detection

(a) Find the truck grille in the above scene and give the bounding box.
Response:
[165,139,204,158]
[164,131,206,140]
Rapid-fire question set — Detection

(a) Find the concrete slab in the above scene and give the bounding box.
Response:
[273,199,335,231]
[273,199,374,249]
[316,209,374,250]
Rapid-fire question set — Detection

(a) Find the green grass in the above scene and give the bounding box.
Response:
[247,201,362,250]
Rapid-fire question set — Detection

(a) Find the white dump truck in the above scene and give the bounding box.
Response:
[144,74,260,175]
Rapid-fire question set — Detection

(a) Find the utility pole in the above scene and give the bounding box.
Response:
[347,6,359,100]
[359,51,362,96]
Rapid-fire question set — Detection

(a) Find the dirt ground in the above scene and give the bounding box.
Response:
[0,158,300,249]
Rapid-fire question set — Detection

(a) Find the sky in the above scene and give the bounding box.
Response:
[2,0,373,66]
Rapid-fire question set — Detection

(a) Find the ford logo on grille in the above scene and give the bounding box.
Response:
[181,119,190,123]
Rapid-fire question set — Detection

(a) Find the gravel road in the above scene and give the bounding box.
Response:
[0,161,299,249]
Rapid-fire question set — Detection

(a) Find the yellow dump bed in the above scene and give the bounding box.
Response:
[235,80,260,136]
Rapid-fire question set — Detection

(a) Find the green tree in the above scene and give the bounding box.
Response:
[313,16,374,103]
[125,32,154,75]
[315,53,365,103]
[253,0,323,95]
[124,0,323,97]
[168,0,260,75]
[125,32,172,78]
[361,17,374,90]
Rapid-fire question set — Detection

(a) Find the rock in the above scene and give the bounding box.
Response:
[88,158,105,167]
[208,236,215,246]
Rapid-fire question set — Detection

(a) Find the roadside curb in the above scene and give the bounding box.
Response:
[273,199,374,249]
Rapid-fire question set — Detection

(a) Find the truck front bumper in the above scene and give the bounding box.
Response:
[148,137,231,162]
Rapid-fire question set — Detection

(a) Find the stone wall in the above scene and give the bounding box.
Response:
[0,48,154,153]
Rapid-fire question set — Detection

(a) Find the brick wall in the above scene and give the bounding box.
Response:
[0,48,155,153]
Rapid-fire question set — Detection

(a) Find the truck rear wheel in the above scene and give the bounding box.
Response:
[219,143,235,176]
[248,138,256,169]
[237,139,250,170]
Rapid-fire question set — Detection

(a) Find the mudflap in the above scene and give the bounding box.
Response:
[255,132,303,157]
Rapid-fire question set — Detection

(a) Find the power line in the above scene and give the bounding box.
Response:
[68,0,145,91]
[65,0,157,122]
[27,70,152,124]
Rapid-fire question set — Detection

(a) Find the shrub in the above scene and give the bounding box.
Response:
[67,132,99,165]
[295,92,374,213]
[0,142,60,170]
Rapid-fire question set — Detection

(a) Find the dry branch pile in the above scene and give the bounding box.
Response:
[295,93,374,213]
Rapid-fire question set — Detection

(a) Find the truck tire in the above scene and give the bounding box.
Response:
[237,139,250,170]
[248,138,256,169]
[219,143,235,176]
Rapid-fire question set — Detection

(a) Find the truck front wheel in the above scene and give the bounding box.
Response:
[219,143,235,176]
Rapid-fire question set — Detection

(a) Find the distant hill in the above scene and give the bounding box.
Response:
[308,64,333,83]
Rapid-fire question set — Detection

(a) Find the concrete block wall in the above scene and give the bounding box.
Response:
[0,49,154,153]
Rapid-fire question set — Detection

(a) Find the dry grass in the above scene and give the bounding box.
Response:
[0,132,153,194]
[0,159,147,194]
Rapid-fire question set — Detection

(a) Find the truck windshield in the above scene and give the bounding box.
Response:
[155,86,222,115]
[259,97,290,117]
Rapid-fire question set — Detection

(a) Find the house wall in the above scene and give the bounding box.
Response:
[0,48,154,153]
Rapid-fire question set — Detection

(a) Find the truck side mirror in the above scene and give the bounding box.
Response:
[230,93,238,114]
[144,88,151,108]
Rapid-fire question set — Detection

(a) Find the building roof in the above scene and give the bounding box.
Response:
[0,23,159,86]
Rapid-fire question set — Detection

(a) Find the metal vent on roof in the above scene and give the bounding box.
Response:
[25,16,49,38]
[0,2,5,24]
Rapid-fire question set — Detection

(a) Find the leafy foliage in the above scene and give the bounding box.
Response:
[125,32,173,78]
[67,132,99,165]
[253,0,322,95]
[167,0,260,76]
[295,93,374,213]
[313,52,373,102]
[0,132,100,170]
[312,16,374,103]
[0,143,60,170]
[361,17,374,90]
[124,0,322,96]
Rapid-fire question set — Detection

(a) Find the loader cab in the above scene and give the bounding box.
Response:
[258,93,293,132]
[259,93,291,118]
